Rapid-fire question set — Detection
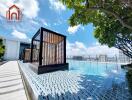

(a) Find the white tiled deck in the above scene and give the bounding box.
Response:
[19,61,132,100]
[0,61,27,100]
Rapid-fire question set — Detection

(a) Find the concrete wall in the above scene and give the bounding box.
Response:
[4,39,20,60]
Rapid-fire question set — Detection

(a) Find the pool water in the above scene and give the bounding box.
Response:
[68,60,125,77]
[20,60,132,100]
[67,60,132,99]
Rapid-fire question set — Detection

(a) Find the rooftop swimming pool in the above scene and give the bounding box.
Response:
[20,60,132,100]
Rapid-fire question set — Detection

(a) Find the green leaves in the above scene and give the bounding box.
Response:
[0,38,5,59]
[61,0,132,47]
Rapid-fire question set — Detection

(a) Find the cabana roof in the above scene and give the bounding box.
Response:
[33,32,65,44]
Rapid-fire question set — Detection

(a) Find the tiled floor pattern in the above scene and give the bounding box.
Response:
[19,62,132,100]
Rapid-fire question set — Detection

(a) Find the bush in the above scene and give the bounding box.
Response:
[0,38,5,60]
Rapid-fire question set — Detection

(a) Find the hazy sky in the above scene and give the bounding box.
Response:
[0,0,119,56]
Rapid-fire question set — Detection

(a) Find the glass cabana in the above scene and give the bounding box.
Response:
[30,27,68,74]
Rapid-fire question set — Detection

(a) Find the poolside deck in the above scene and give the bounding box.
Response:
[19,61,132,100]
[0,61,27,100]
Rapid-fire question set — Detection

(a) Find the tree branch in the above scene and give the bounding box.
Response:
[120,0,132,9]
[115,35,132,58]
[85,1,132,30]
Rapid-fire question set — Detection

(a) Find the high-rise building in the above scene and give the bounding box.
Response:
[119,50,131,63]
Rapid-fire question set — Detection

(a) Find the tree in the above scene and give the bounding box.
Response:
[61,0,132,58]
[0,38,5,60]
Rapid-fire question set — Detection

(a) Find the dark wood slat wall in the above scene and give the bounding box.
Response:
[64,37,66,64]
[24,49,31,62]
[50,33,52,64]
[54,34,56,64]
[48,32,50,65]
[46,33,48,65]
[49,33,51,64]
[35,36,40,63]
[47,32,49,65]
[57,35,58,64]
[31,28,67,67]
[51,33,53,64]
[39,29,43,66]
[48,33,50,65]
[62,39,63,63]
[52,34,54,64]
[61,38,63,64]
[42,31,45,65]
[30,39,33,62]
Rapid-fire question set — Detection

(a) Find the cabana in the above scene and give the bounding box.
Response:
[30,27,68,74]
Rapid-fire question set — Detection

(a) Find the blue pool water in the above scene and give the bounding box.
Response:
[68,60,125,77]
[67,60,132,99]
[20,60,132,99]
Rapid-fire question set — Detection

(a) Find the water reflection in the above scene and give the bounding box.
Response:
[126,70,132,94]
[67,60,132,99]
[68,60,120,76]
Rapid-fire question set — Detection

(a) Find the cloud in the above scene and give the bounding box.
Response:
[49,0,66,12]
[67,41,119,57]
[67,25,81,34]
[92,41,101,46]
[0,0,39,19]
[11,30,28,39]
[17,0,39,19]
[0,15,50,36]
[0,0,13,17]
[53,19,63,26]
[67,41,88,56]
[0,0,42,34]
[39,18,50,27]
[95,41,100,46]
[86,45,119,57]
[30,20,39,25]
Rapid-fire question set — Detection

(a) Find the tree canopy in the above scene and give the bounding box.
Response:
[0,38,5,59]
[61,0,132,58]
